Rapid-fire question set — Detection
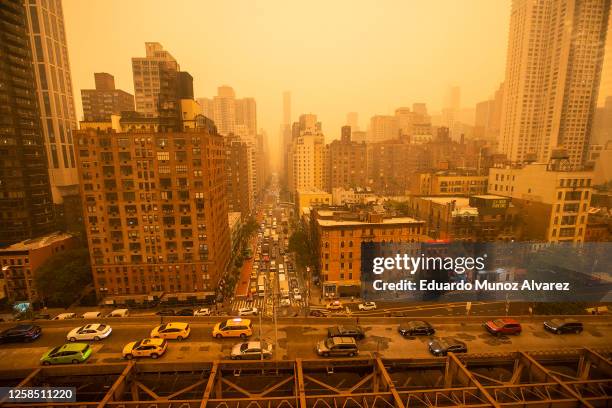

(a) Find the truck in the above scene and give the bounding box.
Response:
[279,279,289,297]
[257,275,265,296]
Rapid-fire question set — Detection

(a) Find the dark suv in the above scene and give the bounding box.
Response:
[544,319,583,334]
[327,325,365,340]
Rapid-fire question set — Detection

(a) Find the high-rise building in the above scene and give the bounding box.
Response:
[132,42,179,118]
[235,97,257,136]
[198,86,257,139]
[74,126,231,296]
[283,91,291,126]
[500,0,610,167]
[592,96,612,144]
[287,114,326,196]
[212,85,236,136]
[598,12,612,107]
[0,0,55,246]
[24,0,79,208]
[226,135,254,219]
[81,73,135,121]
[368,115,399,142]
[346,112,359,131]
[326,126,367,190]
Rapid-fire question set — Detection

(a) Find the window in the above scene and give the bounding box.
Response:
[157,152,170,161]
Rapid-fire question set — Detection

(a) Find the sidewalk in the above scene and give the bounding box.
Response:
[234,238,256,299]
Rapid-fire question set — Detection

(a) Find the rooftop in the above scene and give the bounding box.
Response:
[297,188,331,195]
[318,216,423,227]
[0,232,74,253]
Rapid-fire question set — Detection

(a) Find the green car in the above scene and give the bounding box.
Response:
[40,343,92,365]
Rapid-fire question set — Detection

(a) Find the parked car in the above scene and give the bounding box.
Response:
[293,293,302,301]
[316,337,359,357]
[280,298,291,307]
[0,324,42,343]
[327,325,365,340]
[428,337,467,356]
[358,302,377,311]
[230,341,273,360]
[238,307,258,316]
[52,313,76,320]
[293,288,300,295]
[40,343,92,365]
[176,308,194,316]
[107,309,129,318]
[194,308,211,316]
[484,318,522,336]
[67,324,112,342]
[212,318,253,339]
[309,308,330,317]
[398,321,435,337]
[156,309,176,316]
[123,338,167,360]
[543,319,583,334]
[326,301,343,311]
[151,322,191,341]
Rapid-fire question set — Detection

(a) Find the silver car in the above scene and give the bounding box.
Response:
[230,341,273,360]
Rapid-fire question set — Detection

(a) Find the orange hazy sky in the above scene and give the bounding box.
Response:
[63,0,510,141]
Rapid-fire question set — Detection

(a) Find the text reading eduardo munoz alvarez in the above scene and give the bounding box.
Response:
[369,254,571,292]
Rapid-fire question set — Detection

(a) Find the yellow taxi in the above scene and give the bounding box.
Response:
[326,300,344,311]
[150,322,191,341]
[122,338,167,359]
[212,318,253,339]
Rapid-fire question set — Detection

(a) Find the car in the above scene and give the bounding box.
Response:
[316,336,359,357]
[67,324,112,342]
[0,324,42,343]
[293,293,302,301]
[280,298,291,307]
[238,307,258,316]
[176,308,194,316]
[194,308,211,316]
[428,337,467,356]
[107,309,129,318]
[326,301,343,311]
[293,288,300,295]
[52,313,76,320]
[398,321,435,337]
[327,325,365,340]
[81,311,102,319]
[543,319,583,334]
[212,318,253,339]
[309,308,331,317]
[358,302,377,311]
[123,338,167,360]
[484,318,522,336]
[150,322,191,341]
[230,341,273,360]
[156,309,176,316]
[40,343,92,365]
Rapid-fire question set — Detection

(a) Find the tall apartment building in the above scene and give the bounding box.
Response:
[500,0,610,167]
[346,112,359,131]
[198,87,257,139]
[132,42,179,118]
[226,135,254,219]
[235,97,257,136]
[287,114,326,197]
[488,160,593,243]
[0,0,55,246]
[326,126,367,190]
[74,127,231,297]
[368,115,399,142]
[24,0,79,209]
[81,73,134,121]
[598,11,612,106]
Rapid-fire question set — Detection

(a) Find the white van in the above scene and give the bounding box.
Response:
[81,311,102,319]
[52,312,76,320]
[107,308,129,318]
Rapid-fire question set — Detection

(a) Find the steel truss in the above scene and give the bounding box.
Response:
[0,347,609,408]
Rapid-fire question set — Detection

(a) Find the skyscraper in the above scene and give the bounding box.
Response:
[132,42,179,118]
[0,0,55,245]
[81,73,135,121]
[346,112,359,131]
[235,97,257,136]
[368,115,399,142]
[500,0,610,166]
[287,114,326,195]
[597,12,612,107]
[24,0,79,207]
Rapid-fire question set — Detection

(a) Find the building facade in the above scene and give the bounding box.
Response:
[326,126,367,190]
[368,115,399,142]
[287,114,326,196]
[0,0,56,246]
[500,0,610,166]
[74,128,231,297]
[81,73,134,121]
[226,136,254,219]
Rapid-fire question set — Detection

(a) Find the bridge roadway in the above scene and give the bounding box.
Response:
[0,315,610,370]
[0,347,610,407]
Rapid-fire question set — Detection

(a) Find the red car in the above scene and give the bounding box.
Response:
[484,318,522,336]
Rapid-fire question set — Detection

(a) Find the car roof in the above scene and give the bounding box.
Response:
[82,324,103,330]
[165,322,189,329]
[225,318,251,324]
[331,336,357,344]
[498,318,520,324]
[141,338,165,346]
[60,343,89,351]
[11,324,35,331]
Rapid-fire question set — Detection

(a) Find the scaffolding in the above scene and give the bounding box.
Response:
[0,347,609,407]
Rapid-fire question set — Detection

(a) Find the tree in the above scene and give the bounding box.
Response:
[240,216,259,247]
[288,228,317,269]
[35,248,93,307]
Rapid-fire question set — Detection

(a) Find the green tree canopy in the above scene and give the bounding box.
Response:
[288,228,317,269]
[35,247,93,307]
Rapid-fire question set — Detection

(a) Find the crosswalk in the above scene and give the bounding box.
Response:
[231,296,307,313]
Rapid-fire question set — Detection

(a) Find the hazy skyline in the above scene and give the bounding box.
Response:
[64,0,511,141]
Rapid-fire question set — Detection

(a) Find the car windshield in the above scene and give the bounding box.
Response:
[219,321,228,330]
[240,343,249,352]
[437,339,449,349]
[49,346,60,355]
[492,319,505,326]
[133,340,143,349]
[549,319,562,326]
[325,338,335,348]
[98,324,107,331]
[158,324,168,331]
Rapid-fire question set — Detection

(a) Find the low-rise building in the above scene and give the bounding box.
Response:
[409,171,488,196]
[296,188,332,216]
[312,208,426,297]
[488,160,593,243]
[0,233,77,302]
